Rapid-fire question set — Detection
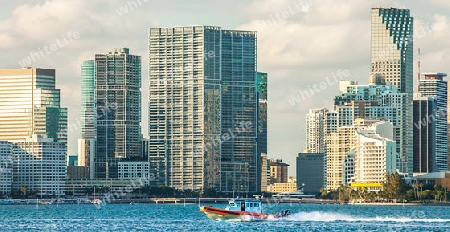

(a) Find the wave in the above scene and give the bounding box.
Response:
[283,211,450,223]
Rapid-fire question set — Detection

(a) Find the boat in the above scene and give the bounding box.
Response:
[272,184,316,200]
[91,198,103,205]
[200,196,290,221]
[91,186,103,205]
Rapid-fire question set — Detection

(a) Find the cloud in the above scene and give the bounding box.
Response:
[1,0,450,176]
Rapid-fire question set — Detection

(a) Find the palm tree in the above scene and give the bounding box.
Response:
[21,186,27,197]
[419,183,423,200]
[412,182,418,199]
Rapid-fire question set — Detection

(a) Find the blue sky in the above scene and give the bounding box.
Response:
[1,0,450,176]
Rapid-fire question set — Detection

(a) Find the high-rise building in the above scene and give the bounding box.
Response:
[148,26,258,193]
[81,48,142,179]
[371,8,414,94]
[296,153,324,194]
[257,72,267,192]
[78,60,96,178]
[0,68,67,195]
[326,118,386,190]
[371,8,413,176]
[413,94,437,173]
[0,68,67,143]
[353,121,397,191]
[306,108,328,153]
[326,125,355,190]
[334,82,412,176]
[419,73,448,171]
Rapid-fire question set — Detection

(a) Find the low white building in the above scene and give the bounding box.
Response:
[12,135,66,196]
[118,162,150,183]
[0,141,12,195]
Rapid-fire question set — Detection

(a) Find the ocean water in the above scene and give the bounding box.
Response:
[1,202,450,231]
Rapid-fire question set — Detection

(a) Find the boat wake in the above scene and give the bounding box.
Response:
[283,211,450,223]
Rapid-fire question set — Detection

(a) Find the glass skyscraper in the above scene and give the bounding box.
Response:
[371,8,414,94]
[418,73,448,172]
[148,26,258,193]
[80,48,142,179]
[0,68,67,196]
[0,68,67,143]
[371,8,414,175]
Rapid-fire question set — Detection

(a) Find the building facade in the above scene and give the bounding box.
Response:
[257,72,267,193]
[353,121,397,191]
[413,94,437,173]
[0,141,12,195]
[418,73,448,171]
[371,8,414,94]
[0,68,67,143]
[269,159,289,184]
[118,162,150,181]
[306,108,328,153]
[334,83,411,176]
[296,152,324,194]
[89,48,142,179]
[148,26,258,193]
[12,135,66,196]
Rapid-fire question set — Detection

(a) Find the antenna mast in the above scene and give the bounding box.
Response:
[418,48,421,92]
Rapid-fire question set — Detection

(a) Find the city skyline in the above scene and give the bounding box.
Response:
[1,1,450,175]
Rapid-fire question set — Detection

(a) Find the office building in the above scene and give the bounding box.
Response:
[257,72,267,192]
[0,68,67,143]
[148,26,258,193]
[371,8,414,94]
[371,7,414,176]
[296,152,324,194]
[78,60,96,178]
[82,48,142,179]
[418,73,448,171]
[12,135,66,196]
[413,94,437,173]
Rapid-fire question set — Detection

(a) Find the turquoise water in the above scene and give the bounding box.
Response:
[1,203,450,231]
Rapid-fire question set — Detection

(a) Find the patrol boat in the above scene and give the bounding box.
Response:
[200,196,290,221]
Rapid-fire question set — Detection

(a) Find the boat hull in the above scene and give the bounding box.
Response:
[200,206,281,221]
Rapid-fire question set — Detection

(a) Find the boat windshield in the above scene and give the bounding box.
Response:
[229,202,237,207]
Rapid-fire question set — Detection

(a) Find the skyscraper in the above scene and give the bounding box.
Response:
[0,68,67,196]
[371,8,414,94]
[148,26,258,192]
[78,60,96,178]
[0,68,67,143]
[418,73,448,171]
[256,72,267,193]
[371,8,414,176]
[81,48,142,179]
[413,94,437,173]
[306,108,328,153]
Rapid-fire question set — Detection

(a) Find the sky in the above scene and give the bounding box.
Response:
[1,0,450,176]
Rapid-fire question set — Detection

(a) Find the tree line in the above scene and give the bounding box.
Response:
[318,173,450,203]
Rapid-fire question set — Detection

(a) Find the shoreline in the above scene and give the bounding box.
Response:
[2,197,450,206]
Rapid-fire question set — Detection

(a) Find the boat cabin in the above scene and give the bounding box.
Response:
[225,198,262,213]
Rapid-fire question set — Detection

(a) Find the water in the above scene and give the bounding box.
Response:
[1,203,450,231]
